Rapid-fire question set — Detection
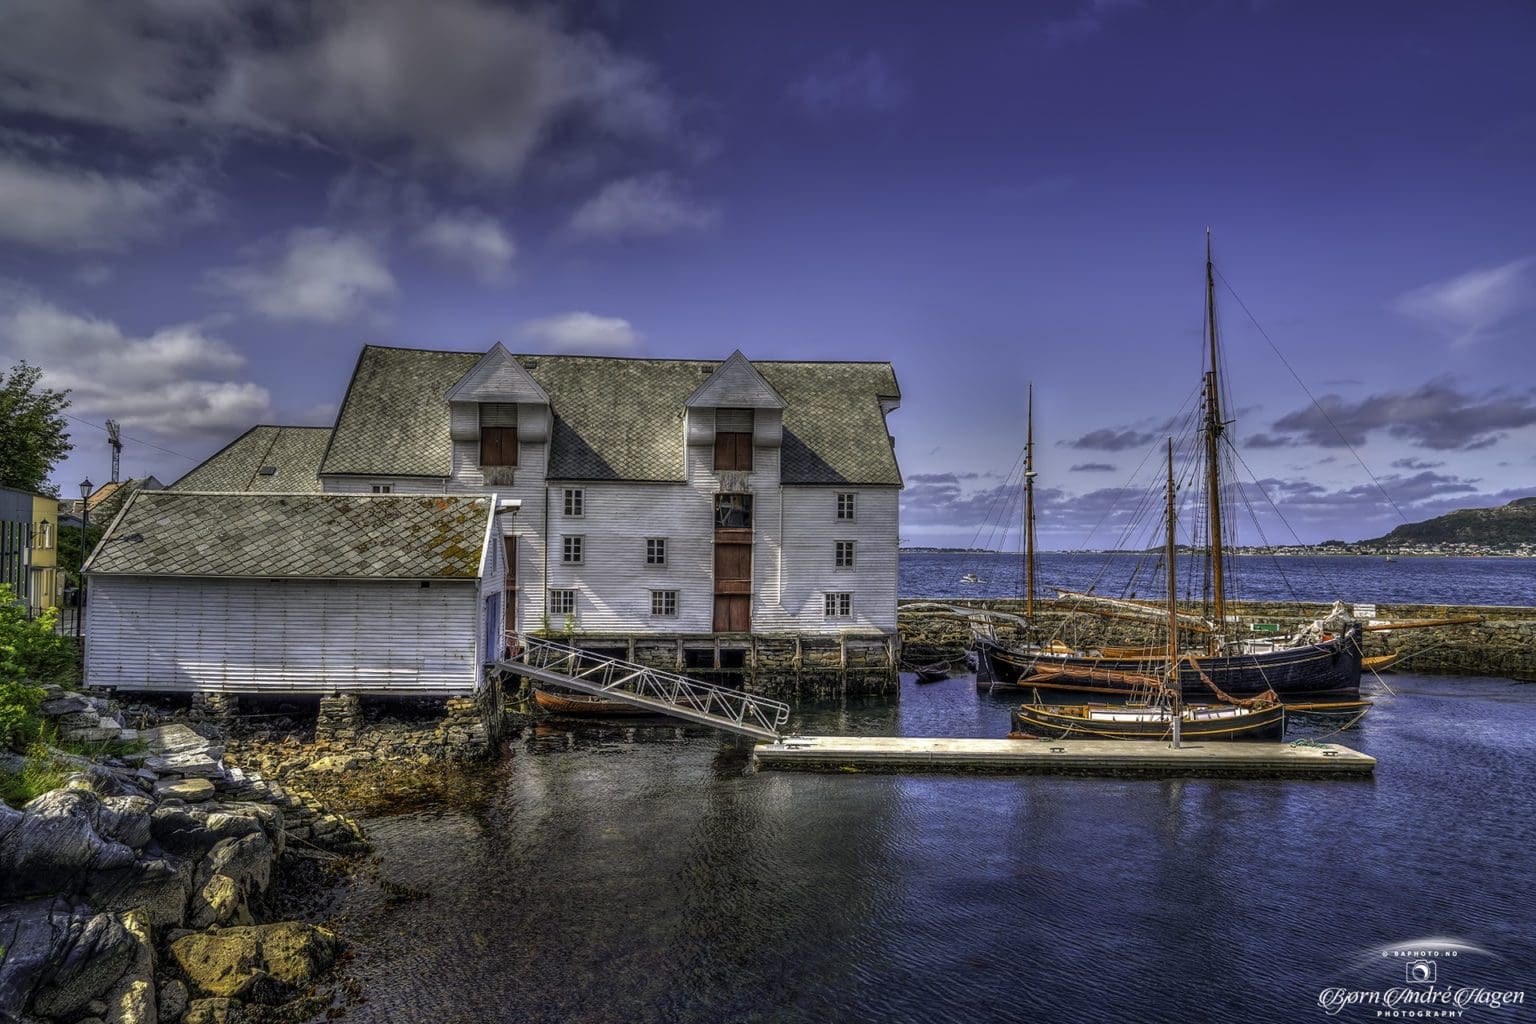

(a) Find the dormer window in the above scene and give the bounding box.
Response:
[480,404,518,467]
[714,408,754,472]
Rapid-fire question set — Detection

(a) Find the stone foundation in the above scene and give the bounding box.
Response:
[309,680,505,762]
[190,691,240,720]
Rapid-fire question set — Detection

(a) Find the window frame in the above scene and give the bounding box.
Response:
[562,536,585,564]
[646,537,667,566]
[836,492,856,521]
[824,592,854,619]
[835,540,856,569]
[563,488,584,517]
[370,483,393,494]
[650,589,679,617]
[548,589,576,616]
[714,493,754,529]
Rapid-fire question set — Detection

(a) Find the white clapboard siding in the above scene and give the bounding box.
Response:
[752,487,899,634]
[543,481,717,633]
[85,576,479,695]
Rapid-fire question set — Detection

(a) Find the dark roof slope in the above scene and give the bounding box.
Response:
[86,492,490,579]
[171,426,331,493]
[319,346,902,485]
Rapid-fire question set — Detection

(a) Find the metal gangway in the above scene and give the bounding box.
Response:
[499,635,791,742]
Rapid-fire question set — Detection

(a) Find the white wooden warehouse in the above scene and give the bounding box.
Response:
[84,492,509,696]
[162,345,905,657]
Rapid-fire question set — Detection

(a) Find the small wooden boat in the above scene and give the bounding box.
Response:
[911,661,951,683]
[1009,700,1285,741]
[960,573,980,584]
[533,688,653,717]
[1363,653,1401,673]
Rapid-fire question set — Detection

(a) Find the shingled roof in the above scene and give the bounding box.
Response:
[319,346,902,485]
[172,426,331,493]
[85,492,491,580]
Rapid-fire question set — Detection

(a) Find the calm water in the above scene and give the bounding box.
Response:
[333,673,1536,1024]
[900,550,1536,607]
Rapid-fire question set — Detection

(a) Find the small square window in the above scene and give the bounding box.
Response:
[549,589,575,615]
[651,590,678,617]
[371,483,392,494]
[563,488,584,517]
[824,592,853,618]
[835,540,855,568]
[836,492,856,520]
[563,536,584,563]
[646,538,667,565]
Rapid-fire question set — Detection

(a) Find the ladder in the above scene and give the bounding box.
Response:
[500,635,791,742]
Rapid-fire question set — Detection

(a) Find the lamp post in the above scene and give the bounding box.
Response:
[77,477,92,639]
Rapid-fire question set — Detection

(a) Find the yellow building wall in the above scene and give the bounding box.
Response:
[30,493,59,612]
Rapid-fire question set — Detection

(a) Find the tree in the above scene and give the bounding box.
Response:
[0,362,72,495]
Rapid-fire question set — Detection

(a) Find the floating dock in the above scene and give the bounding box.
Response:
[753,735,1376,777]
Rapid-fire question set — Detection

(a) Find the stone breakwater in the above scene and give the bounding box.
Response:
[0,687,366,1024]
[898,598,1536,681]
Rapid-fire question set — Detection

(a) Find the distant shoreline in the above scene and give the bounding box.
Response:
[898,547,1536,558]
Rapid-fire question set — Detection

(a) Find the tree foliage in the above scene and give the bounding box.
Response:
[0,362,72,495]
[1,584,76,749]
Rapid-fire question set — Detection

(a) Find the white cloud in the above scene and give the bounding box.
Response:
[790,53,908,115]
[1047,0,1142,44]
[1393,258,1535,346]
[414,210,515,285]
[0,288,271,438]
[0,0,677,183]
[519,312,642,352]
[212,228,396,323]
[569,174,718,240]
[75,264,115,287]
[0,154,210,252]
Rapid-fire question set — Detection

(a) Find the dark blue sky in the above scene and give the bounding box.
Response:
[2,0,1533,546]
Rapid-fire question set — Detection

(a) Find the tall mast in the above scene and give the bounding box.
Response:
[1203,229,1227,645]
[1166,437,1181,748]
[1024,383,1037,624]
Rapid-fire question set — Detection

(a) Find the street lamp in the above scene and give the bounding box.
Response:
[77,477,92,639]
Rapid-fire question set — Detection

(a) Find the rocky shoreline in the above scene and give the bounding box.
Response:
[1,687,375,1024]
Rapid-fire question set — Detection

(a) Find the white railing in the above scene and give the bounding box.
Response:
[502,635,791,741]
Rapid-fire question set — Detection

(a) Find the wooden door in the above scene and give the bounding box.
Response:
[503,536,517,635]
[713,524,752,633]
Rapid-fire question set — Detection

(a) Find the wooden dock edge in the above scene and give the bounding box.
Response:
[753,736,1376,778]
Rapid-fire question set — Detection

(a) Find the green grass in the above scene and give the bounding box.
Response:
[0,744,69,808]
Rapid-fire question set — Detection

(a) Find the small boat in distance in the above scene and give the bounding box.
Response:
[533,688,655,717]
[911,661,951,683]
[960,573,980,584]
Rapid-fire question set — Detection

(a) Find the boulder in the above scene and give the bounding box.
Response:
[157,979,188,1023]
[101,910,157,1024]
[169,923,341,1004]
[40,694,91,716]
[28,909,137,1020]
[0,788,137,899]
[149,803,282,860]
[153,777,216,803]
[87,855,194,930]
[95,795,155,850]
[188,833,274,929]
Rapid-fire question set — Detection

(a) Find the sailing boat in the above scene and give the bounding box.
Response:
[997,233,1364,702]
[1010,441,1286,741]
[974,384,1044,685]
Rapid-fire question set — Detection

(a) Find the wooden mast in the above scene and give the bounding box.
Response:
[1203,228,1228,649]
[1024,382,1037,625]
[1166,437,1181,747]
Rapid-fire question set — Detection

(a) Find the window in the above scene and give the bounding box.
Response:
[370,483,392,494]
[479,404,519,467]
[714,409,754,471]
[835,541,855,568]
[562,536,584,564]
[824,592,853,618]
[714,493,753,529]
[549,589,575,615]
[36,521,52,550]
[563,488,584,517]
[651,590,679,617]
[837,492,856,520]
[646,538,667,565]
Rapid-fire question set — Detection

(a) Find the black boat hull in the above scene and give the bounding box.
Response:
[984,627,1362,701]
[1009,701,1286,741]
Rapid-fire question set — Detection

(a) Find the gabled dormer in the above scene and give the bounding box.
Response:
[447,343,552,485]
[684,351,788,472]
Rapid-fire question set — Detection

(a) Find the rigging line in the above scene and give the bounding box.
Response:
[60,412,199,462]
[1224,438,1348,606]
[1214,268,1411,526]
[960,443,1029,564]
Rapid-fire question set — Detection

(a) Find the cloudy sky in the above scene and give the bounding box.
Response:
[1,0,1532,548]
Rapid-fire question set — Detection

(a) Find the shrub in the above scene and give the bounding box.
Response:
[1,584,76,750]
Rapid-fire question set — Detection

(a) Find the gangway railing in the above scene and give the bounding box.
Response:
[499,635,790,742]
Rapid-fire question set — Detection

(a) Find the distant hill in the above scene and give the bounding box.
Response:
[1363,497,1536,547]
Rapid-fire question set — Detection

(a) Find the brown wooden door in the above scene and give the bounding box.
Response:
[503,536,517,634]
[713,595,751,632]
[712,524,752,632]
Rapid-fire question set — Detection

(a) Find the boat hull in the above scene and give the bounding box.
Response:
[533,688,656,717]
[1009,701,1285,741]
[985,627,1362,701]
